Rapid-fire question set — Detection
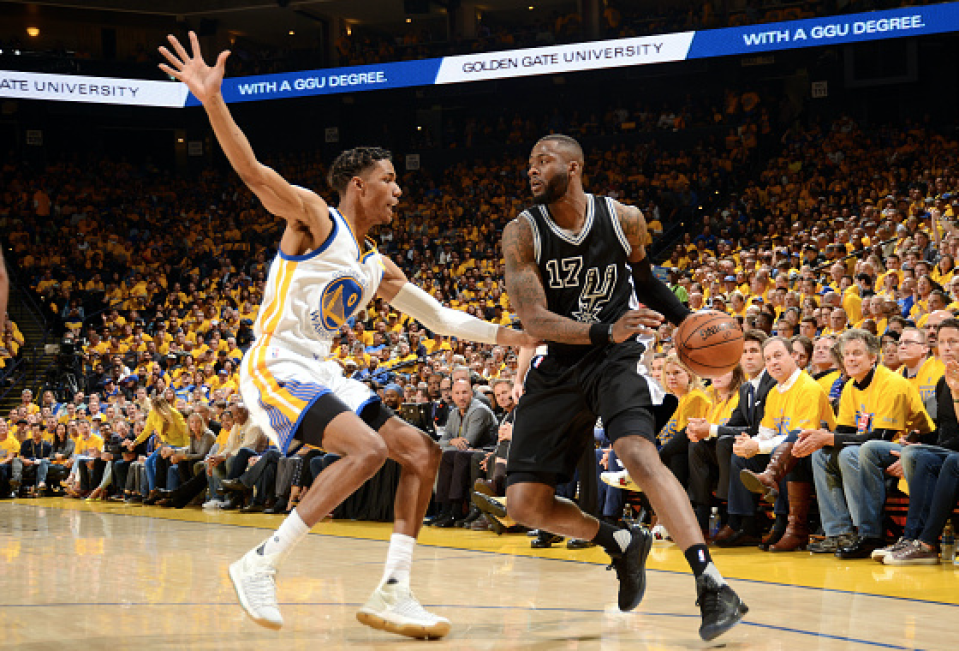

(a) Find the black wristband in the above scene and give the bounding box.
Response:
[589,323,610,347]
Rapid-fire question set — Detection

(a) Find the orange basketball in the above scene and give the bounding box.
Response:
[675,310,744,379]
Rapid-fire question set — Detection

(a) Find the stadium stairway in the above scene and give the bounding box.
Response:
[1,283,56,414]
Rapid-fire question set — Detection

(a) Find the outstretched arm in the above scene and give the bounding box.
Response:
[158,32,327,231]
[377,258,536,348]
[615,201,692,326]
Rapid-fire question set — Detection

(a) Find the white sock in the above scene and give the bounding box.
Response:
[259,508,311,562]
[380,533,416,586]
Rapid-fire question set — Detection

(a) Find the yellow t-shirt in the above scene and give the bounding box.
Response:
[902,356,945,407]
[705,390,740,427]
[424,339,452,356]
[842,291,863,325]
[814,369,842,396]
[74,433,104,456]
[838,365,934,438]
[761,371,837,435]
[0,436,19,458]
[658,388,712,445]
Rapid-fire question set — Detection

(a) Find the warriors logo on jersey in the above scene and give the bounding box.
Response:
[312,275,364,334]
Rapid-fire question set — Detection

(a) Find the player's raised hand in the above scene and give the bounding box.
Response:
[611,308,663,343]
[158,31,230,104]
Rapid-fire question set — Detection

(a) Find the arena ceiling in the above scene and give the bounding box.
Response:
[2,0,583,32]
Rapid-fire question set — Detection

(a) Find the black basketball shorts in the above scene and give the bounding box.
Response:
[506,340,678,488]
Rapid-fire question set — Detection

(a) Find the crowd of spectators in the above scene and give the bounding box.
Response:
[3,97,959,562]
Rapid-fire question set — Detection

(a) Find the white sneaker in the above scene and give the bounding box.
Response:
[229,544,283,630]
[202,499,226,509]
[356,579,451,639]
[600,469,642,492]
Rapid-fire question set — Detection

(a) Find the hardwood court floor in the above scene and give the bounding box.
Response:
[0,498,955,650]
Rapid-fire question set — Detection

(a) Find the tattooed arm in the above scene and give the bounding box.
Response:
[503,216,661,344]
[502,217,593,345]
[615,201,691,326]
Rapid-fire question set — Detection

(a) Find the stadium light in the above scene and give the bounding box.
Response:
[27,27,40,37]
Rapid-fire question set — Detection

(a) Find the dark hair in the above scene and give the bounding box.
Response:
[743,329,768,345]
[791,334,814,359]
[535,133,584,163]
[327,147,393,197]
[937,317,959,335]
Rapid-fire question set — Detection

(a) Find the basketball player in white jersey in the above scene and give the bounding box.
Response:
[159,33,535,639]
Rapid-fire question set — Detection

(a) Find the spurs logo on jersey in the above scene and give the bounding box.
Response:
[573,264,617,323]
[521,194,635,360]
[544,257,618,323]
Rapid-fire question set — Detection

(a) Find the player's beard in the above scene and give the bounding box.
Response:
[532,171,569,205]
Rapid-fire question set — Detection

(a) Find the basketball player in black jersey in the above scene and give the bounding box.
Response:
[500,135,747,641]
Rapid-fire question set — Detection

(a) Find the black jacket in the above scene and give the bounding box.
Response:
[716,370,777,439]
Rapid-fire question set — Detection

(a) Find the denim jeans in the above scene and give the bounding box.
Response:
[900,443,952,481]
[900,446,955,541]
[857,440,901,539]
[812,446,862,537]
[918,452,959,547]
[36,458,53,485]
[144,450,160,493]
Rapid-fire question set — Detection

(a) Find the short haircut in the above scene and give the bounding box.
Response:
[837,328,881,357]
[535,133,584,164]
[761,336,792,353]
[901,326,926,345]
[743,329,769,346]
[791,335,814,359]
[936,317,959,336]
[327,146,393,197]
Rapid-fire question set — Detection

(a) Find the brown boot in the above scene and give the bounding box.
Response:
[769,482,812,552]
[711,524,737,545]
[740,441,798,504]
[474,478,501,498]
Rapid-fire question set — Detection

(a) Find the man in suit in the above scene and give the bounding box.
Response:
[687,330,774,539]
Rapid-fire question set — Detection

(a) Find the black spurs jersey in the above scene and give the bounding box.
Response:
[520,194,637,361]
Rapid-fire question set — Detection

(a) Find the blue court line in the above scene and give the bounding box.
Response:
[11,502,959,611]
[0,600,925,650]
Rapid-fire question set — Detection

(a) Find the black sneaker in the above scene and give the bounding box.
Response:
[531,532,564,549]
[606,525,653,611]
[695,574,748,641]
[471,492,507,519]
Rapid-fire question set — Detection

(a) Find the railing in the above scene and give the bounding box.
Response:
[3,253,56,402]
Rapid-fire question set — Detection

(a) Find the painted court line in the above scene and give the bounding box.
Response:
[12,501,959,611]
[0,600,923,650]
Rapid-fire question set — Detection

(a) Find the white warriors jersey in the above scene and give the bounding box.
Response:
[252,207,384,360]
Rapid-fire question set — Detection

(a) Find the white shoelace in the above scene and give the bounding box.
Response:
[242,568,277,610]
[389,592,443,623]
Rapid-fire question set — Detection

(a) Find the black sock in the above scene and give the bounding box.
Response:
[727,514,742,531]
[491,464,506,494]
[773,514,788,532]
[694,504,710,531]
[684,544,712,577]
[592,520,632,556]
[741,515,757,535]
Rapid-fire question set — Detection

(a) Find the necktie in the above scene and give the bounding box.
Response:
[745,383,756,423]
